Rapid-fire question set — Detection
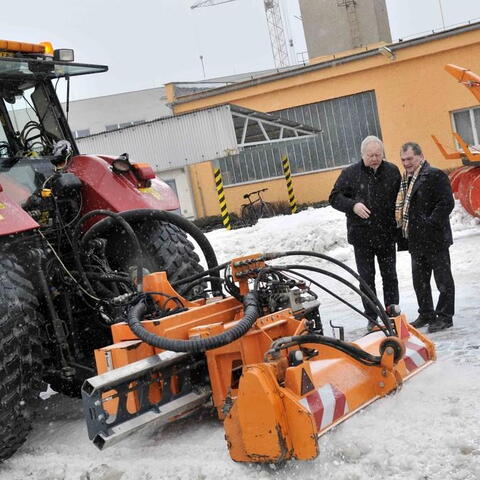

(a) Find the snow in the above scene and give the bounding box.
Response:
[1,201,480,480]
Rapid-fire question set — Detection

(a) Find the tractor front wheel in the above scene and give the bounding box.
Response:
[0,256,43,461]
[107,220,206,299]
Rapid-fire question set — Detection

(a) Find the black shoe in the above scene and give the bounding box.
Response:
[367,320,377,332]
[386,304,401,317]
[428,317,453,333]
[410,315,434,329]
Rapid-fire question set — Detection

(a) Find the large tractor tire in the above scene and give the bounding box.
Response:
[107,220,205,299]
[0,256,43,461]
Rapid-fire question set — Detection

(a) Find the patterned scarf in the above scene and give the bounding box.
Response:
[395,159,426,239]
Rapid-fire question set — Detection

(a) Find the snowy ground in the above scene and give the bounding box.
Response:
[1,202,480,480]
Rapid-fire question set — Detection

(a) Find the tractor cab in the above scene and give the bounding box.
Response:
[0,40,107,160]
[0,41,107,224]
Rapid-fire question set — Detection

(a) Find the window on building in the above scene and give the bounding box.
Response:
[218,90,382,186]
[452,107,480,147]
[104,120,145,132]
[74,128,90,138]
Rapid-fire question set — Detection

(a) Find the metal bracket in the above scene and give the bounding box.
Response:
[82,351,211,449]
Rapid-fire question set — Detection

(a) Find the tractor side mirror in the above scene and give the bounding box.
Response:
[51,140,73,168]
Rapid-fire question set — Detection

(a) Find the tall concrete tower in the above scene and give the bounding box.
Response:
[299,0,392,59]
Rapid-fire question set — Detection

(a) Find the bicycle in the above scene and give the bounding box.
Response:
[240,188,276,226]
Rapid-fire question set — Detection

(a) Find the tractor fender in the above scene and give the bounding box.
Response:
[0,189,39,236]
[67,154,179,214]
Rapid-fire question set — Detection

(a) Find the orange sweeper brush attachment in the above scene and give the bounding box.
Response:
[82,250,435,462]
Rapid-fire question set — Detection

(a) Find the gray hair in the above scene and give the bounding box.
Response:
[400,142,423,155]
[361,135,384,156]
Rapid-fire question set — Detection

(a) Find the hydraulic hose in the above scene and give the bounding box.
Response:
[181,276,225,295]
[30,248,71,365]
[73,209,144,292]
[263,250,394,336]
[81,209,221,295]
[128,292,259,353]
[266,264,388,334]
[172,262,230,288]
[269,334,381,366]
[279,268,366,318]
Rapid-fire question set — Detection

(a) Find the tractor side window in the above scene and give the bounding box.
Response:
[0,157,56,205]
[4,84,61,156]
[31,83,63,143]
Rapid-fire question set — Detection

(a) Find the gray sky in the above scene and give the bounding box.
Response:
[2,0,480,100]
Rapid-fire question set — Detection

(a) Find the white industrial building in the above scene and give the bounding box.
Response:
[69,65,311,219]
[76,103,318,218]
[67,87,171,139]
[67,68,295,138]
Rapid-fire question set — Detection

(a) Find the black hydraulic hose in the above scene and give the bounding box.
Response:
[73,209,144,293]
[278,268,366,318]
[181,276,225,295]
[271,334,381,366]
[128,292,259,353]
[268,264,387,333]
[81,209,221,295]
[264,251,394,335]
[30,248,71,364]
[172,261,230,288]
[86,272,132,283]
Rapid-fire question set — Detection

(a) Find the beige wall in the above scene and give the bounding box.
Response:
[299,0,391,58]
[176,28,480,217]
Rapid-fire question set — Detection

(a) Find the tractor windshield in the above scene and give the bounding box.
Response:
[0,56,107,158]
[0,57,107,82]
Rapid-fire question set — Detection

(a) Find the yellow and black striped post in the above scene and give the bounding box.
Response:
[213,167,232,230]
[281,155,298,214]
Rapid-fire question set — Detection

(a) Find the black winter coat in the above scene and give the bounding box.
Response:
[405,162,454,253]
[329,160,401,247]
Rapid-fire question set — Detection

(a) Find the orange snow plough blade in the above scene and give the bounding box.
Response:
[224,314,435,462]
[82,252,436,462]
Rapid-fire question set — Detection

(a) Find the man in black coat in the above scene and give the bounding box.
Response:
[329,135,401,330]
[396,142,455,333]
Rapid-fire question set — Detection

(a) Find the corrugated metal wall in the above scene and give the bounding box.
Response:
[218,90,381,185]
[275,90,381,167]
[77,105,238,171]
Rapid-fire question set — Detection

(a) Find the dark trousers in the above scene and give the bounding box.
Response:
[411,249,455,320]
[353,242,399,320]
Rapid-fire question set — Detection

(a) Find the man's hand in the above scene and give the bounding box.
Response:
[353,202,371,219]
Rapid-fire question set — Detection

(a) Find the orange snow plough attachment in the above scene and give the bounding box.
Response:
[82,251,435,462]
[224,316,434,461]
[432,64,480,218]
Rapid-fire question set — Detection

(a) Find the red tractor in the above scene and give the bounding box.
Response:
[0,39,215,460]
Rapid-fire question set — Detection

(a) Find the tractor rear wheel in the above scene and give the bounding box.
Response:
[0,256,43,461]
[107,220,206,299]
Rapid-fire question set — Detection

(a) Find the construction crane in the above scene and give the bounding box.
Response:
[336,0,361,49]
[191,0,291,69]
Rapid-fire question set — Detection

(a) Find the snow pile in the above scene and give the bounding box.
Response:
[206,200,479,263]
[450,200,480,236]
[206,205,349,264]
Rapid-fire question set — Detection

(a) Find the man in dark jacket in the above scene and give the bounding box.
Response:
[329,135,401,330]
[396,142,455,333]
